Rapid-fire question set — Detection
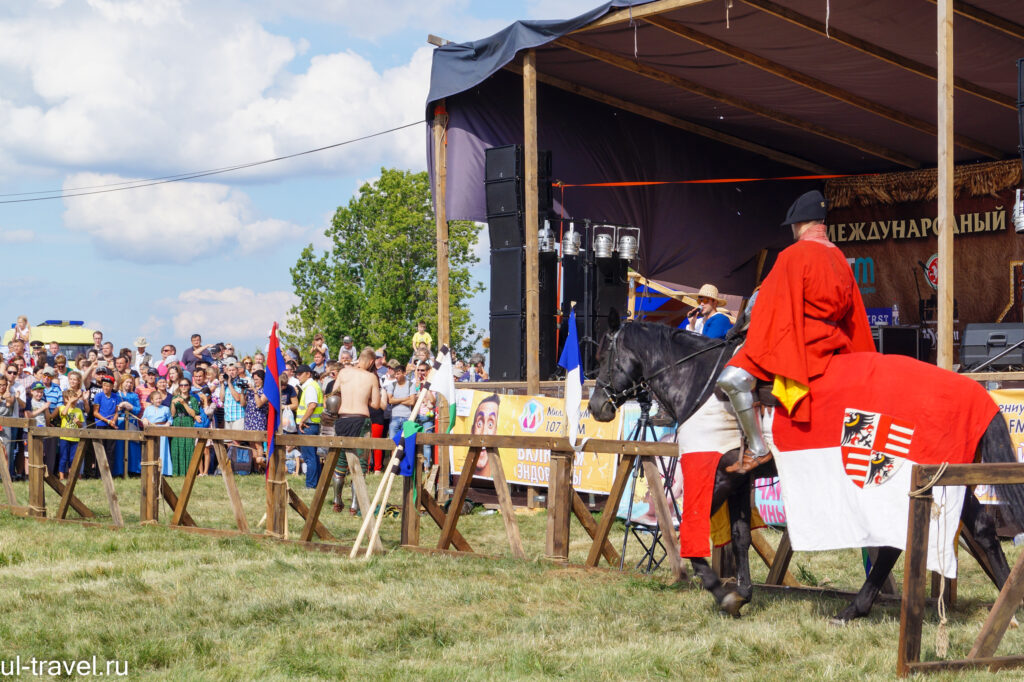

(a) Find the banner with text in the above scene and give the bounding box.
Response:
[977,389,1024,504]
[449,391,623,494]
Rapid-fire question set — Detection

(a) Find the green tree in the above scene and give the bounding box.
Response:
[286,168,483,360]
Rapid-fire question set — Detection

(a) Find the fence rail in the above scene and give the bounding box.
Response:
[0,420,678,566]
[899,462,1024,676]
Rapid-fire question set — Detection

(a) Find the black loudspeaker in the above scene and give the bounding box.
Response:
[488,251,557,380]
[1017,58,1023,171]
[485,144,521,181]
[489,314,525,381]
[593,258,629,324]
[488,212,524,249]
[875,326,922,359]
[485,179,522,215]
[490,248,524,314]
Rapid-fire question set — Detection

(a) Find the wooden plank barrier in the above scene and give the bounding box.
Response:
[898,463,1024,676]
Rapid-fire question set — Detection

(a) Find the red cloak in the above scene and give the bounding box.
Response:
[728,237,875,422]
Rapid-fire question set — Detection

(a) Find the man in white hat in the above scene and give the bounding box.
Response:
[132,337,152,374]
[681,283,733,339]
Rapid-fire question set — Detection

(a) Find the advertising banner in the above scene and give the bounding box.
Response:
[449,390,623,494]
[977,389,1024,504]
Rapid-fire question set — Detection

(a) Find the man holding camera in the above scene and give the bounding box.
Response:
[219,359,247,430]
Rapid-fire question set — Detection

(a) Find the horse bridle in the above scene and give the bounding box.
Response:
[594,324,730,421]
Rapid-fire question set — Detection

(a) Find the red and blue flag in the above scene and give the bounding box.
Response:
[264,322,286,468]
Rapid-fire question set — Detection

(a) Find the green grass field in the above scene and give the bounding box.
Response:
[0,472,1021,680]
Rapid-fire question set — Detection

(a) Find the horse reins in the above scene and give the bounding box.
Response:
[595,326,731,422]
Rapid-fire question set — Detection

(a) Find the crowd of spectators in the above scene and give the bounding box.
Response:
[1,319,489,510]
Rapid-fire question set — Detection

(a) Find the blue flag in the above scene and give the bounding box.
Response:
[558,307,584,447]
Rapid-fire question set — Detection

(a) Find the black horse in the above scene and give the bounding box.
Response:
[589,315,1024,621]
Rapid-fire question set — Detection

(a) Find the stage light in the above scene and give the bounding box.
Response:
[594,232,614,258]
[538,220,556,253]
[617,233,638,261]
[562,222,581,256]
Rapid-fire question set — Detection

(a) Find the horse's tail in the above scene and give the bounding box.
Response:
[979,414,1024,529]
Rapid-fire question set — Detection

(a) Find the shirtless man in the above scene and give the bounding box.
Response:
[330,348,381,513]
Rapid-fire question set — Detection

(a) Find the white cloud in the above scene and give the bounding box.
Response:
[524,1,604,21]
[0,228,34,243]
[167,287,298,343]
[61,172,305,261]
[0,3,434,183]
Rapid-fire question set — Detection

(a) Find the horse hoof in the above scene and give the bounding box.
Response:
[828,617,849,627]
[720,592,747,618]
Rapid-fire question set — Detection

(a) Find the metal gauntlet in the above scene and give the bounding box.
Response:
[716,365,769,458]
[320,393,341,437]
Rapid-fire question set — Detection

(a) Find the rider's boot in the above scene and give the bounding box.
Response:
[717,366,772,474]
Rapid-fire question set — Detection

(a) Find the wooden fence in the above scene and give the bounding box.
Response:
[899,462,1024,676]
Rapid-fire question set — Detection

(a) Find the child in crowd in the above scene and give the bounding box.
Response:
[26,382,50,427]
[411,321,431,354]
[12,316,30,345]
[57,390,84,480]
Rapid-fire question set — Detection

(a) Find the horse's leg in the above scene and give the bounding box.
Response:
[690,557,735,605]
[831,546,901,624]
[720,478,754,617]
[962,492,1012,589]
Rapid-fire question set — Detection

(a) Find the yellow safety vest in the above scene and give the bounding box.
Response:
[297,380,324,424]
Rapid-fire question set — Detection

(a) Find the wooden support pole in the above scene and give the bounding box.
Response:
[160,478,196,526]
[90,440,123,527]
[27,431,44,517]
[936,0,955,370]
[490,448,527,559]
[641,457,685,582]
[422,492,473,552]
[266,444,288,538]
[765,529,794,586]
[400,446,423,547]
[898,468,934,676]
[523,48,540,394]
[585,454,635,567]
[213,442,248,533]
[0,442,16,506]
[969,547,1024,659]
[140,437,159,523]
[571,490,620,566]
[286,487,335,541]
[170,440,205,526]
[300,447,340,542]
[438,448,481,550]
[433,100,450,353]
[545,450,573,562]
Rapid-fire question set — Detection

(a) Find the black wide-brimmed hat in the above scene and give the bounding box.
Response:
[781,190,827,226]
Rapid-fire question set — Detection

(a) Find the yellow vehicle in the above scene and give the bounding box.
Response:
[3,320,98,360]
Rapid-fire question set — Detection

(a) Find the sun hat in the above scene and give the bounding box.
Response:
[134,337,147,347]
[682,283,727,308]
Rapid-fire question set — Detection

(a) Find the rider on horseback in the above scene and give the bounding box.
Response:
[717,190,876,474]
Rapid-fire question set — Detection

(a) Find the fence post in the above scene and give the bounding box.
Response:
[400,445,423,547]
[140,435,159,523]
[266,444,288,538]
[897,465,932,676]
[27,429,45,518]
[546,450,572,562]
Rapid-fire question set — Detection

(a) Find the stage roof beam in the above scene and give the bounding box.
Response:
[555,36,922,169]
[571,0,714,33]
[925,0,1024,41]
[645,15,1003,159]
[741,0,1014,110]
[503,62,830,174]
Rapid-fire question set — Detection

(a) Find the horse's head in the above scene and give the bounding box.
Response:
[589,310,644,422]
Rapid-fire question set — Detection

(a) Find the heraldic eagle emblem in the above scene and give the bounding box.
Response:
[840,409,915,489]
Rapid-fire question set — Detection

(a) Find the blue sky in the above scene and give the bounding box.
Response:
[0,0,602,354]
